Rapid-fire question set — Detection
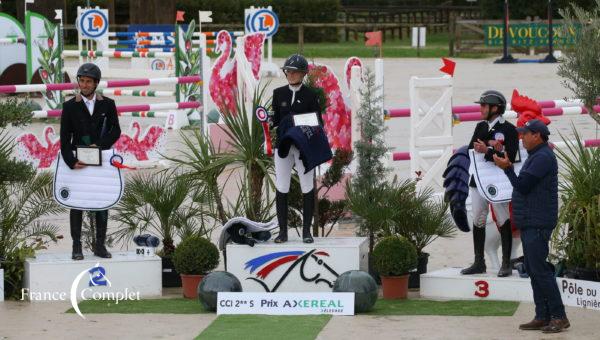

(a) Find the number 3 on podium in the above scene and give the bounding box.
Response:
[474,280,489,297]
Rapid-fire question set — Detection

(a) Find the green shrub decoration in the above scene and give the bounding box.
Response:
[172,236,219,275]
[372,236,418,276]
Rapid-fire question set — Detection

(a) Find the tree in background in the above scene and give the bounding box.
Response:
[557,0,600,126]
[480,0,597,20]
[345,68,390,255]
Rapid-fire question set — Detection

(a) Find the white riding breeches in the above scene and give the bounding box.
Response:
[274,146,315,194]
[470,186,510,228]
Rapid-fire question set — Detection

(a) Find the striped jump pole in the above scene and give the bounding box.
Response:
[194,31,244,37]
[119,111,174,118]
[453,106,600,123]
[62,50,175,58]
[451,99,584,114]
[106,31,244,38]
[392,139,600,161]
[96,89,175,97]
[0,75,201,94]
[109,40,176,46]
[385,99,586,119]
[0,37,25,44]
[109,32,175,38]
[31,101,201,118]
[114,47,176,52]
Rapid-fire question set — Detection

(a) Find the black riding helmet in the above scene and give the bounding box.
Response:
[76,63,101,81]
[282,54,308,73]
[475,90,506,115]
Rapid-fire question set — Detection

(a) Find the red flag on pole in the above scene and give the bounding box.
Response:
[365,31,382,47]
[439,57,456,77]
[176,11,185,22]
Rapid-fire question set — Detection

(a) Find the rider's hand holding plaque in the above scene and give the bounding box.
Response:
[76,146,102,166]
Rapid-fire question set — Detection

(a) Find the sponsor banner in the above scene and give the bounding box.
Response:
[484,23,580,47]
[559,278,600,311]
[217,292,354,315]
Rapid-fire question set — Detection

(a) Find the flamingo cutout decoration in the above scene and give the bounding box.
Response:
[243,32,265,80]
[308,63,353,151]
[16,126,61,169]
[343,56,363,93]
[209,30,265,116]
[113,121,166,161]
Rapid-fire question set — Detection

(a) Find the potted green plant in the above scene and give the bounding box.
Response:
[388,187,456,288]
[552,130,600,281]
[0,98,64,299]
[172,235,219,299]
[372,236,418,299]
[111,172,213,287]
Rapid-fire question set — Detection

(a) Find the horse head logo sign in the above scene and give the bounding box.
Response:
[70,263,112,319]
[79,9,108,39]
[88,264,110,287]
[244,249,339,292]
[245,9,279,38]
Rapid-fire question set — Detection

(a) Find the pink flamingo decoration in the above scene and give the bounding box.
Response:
[113,121,166,161]
[209,31,238,115]
[16,126,61,168]
[243,33,265,79]
[308,63,352,151]
[343,57,363,92]
[209,31,265,116]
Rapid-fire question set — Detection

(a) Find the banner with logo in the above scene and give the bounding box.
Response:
[217,292,354,315]
[78,8,109,39]
[0,13,26,85]
[558,277,600,311]
[25,11,58,84]
[484,23,580,47]
[244,7,279,38]
[76,7,109,70]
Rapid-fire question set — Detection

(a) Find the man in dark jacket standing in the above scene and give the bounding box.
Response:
[60,63,121,260]
[493,119,569,333]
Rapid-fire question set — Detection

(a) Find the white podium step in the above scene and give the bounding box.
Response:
[23,252,162,302]
[226,237,368,292]
[420,267,533,302]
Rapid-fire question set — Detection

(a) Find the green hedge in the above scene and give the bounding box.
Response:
[177,0,340,42]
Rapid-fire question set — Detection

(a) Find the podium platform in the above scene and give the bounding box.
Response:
[226,237,368,292]
[420,267,533,302]
[23,252,162,302]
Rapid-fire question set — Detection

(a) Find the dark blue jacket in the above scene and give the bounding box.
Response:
[272,84,322,148]
[278,116,332,173]
[504,143,558,229]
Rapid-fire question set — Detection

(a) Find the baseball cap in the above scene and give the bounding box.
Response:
[517,119,550,136]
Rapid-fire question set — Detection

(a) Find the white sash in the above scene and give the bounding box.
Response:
[469,146,528,203]
[53,149,124,210]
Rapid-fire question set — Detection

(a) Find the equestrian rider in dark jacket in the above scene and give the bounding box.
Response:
[271,54,325,244]
[60,63,121,260]
[463,90,519,277]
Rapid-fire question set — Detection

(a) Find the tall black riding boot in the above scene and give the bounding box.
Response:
[302,189,315,244]
[94,210,112,258]
[70,209,84,260]
[461,226,486,275]
[498,220,513,277]
[274,191,288,243]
